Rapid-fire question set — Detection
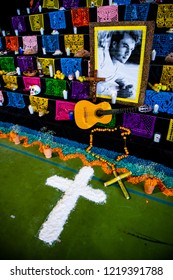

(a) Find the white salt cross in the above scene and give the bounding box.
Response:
[39,166,106,245]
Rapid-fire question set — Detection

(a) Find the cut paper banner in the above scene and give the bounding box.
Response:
[44,78,66,97]
[97,5,118,22]
[7,92,25,108]
[22,35,38,55]
[29,14,44,31]
[43,0,59,9]
[11,16,26,33]
[23,77,41,92]
[49,10,66,30]
[55,100,75,120]
[71,8,90,27]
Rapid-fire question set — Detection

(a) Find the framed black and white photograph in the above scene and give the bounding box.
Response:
[89,21,155,106]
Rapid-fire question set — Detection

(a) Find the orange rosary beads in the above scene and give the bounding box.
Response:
[86,126,131,166]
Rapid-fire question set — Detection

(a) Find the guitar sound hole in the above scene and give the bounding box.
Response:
[96,109,103,117]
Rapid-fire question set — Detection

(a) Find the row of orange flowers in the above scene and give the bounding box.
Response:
[0,129,173,197]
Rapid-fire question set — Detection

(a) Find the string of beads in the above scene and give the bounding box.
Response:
[86,126,131,172]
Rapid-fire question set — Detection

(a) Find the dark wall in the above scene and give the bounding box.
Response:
[0,1,30,30]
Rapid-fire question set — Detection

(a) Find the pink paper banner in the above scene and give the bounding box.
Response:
[55,100,75,120]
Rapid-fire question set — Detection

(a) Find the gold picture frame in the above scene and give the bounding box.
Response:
[89,21,155,106]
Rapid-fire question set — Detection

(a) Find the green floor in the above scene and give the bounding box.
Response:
[0,138,173,260]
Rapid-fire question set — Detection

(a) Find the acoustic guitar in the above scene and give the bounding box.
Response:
[74,100,152,129]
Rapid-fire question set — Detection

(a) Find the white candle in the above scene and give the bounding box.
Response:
[28,105,34,114]
[111,89,117,104]
[109,0,112,5]
[154,133,161,143]
[1,30,6,36]
[26,7,30,14]
[152,49,156,61]
[40,28,44,35]
[75,70,80,79]
[153,104,159,114]
[68,74,74,80]
[63,90,68,100]
[42,47,46,55]
[39,5,42,12]
[49,64,53,77]
[15,29,18,36]
[73,26,77,34]
[16,67,21,75]
[111,94,116,104]
[17,9,20,15]
[66,47,70,56]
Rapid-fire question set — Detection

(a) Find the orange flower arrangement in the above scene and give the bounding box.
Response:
[0,128,173,197]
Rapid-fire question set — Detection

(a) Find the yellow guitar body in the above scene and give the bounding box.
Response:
[74,100,112,129]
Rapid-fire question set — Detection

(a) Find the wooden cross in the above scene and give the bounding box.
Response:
[104,170,131,200]
[85,70,105,102]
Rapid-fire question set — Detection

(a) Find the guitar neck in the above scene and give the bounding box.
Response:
[102,107,138,116]
[74,100,151,129]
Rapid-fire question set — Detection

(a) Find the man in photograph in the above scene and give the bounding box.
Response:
[97,29,142,99]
